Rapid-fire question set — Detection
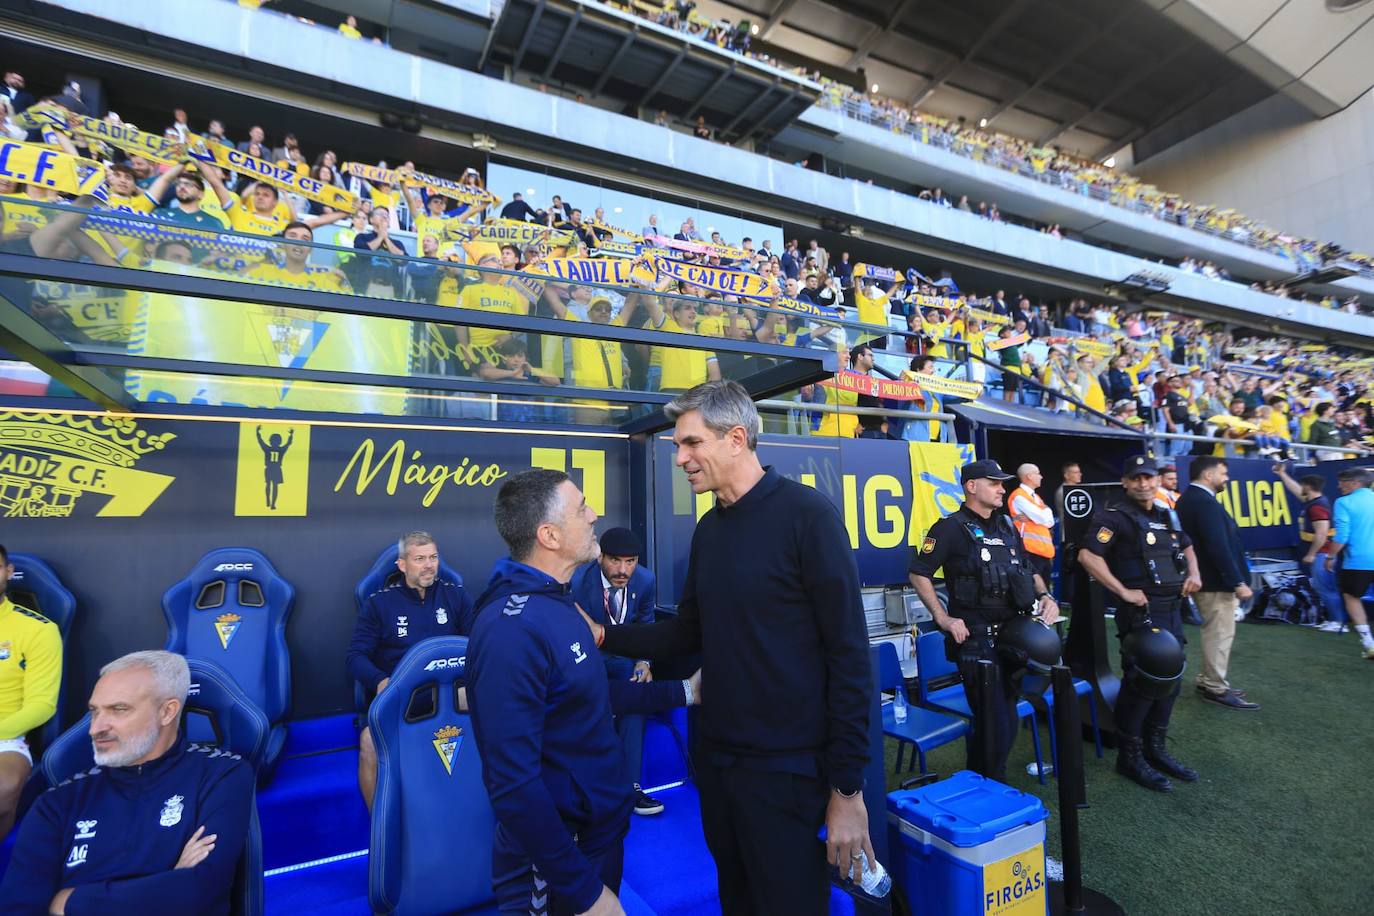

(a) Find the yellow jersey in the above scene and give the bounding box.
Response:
[0,596,62,741]
[459,281,529,349]
[696,314,725,338]
[657,316,713,391]
[853,284,889,329]
[226,195,294,237]
[565,312,626,389]
[247,262,352,293]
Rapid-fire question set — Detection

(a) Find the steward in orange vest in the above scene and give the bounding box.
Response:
[1009,464,1056,584]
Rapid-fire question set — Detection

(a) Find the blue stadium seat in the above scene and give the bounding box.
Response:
[876,642,968,774]
[368,636,493,915]
[913,631,1048,784]
[352,543,465,712]
[5,553,76,754]
[163,548,294,781]
[40,657,268,916]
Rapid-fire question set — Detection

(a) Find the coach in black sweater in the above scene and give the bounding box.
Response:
[582,380,872,915]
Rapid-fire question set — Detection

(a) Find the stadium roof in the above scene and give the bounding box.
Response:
[696,0,1361,160]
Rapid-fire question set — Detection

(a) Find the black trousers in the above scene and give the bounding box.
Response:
[493,832,623,915]
[953,629,1021,782]
[694,753,831,916]
[1114,595,1184,739]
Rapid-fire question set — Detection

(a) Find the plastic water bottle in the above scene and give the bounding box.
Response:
[893,686,908,723]
[851,850,892,898]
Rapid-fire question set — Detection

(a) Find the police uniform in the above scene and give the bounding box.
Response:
[1081,455,1198,789]
[909,460,1041,781]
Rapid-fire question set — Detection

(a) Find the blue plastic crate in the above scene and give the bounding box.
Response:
[887,771,1048,915]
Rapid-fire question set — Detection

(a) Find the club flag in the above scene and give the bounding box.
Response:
[988,332,1031,351]
[341,162,499,210]
[651,257,779,300]
[0,139,108,202]
[966,307,1011,326]
[907,440,975,548]
[190,140,357,212]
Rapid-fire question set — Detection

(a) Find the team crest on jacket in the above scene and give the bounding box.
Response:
[159,795,184,827]
[1096,527,1113,544]
[214,613,241,650]
[432,724,462,776]
[0,640,9,660]
[436,606,448,625]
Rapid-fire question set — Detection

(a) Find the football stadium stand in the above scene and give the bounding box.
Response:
[0,1,1372,914]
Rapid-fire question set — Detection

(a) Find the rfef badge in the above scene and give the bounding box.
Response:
[983,843,1046,915]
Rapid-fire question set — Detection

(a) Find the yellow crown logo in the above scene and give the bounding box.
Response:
[0,411,174,465]
[215,613,242,624]
[433,724,461,741]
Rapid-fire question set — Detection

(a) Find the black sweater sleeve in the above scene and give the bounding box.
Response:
[601,537,704,661]
[800,501,871,794]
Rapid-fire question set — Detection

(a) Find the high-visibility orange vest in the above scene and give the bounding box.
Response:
[1009,487,1055,559]
[1154,487,1178,511]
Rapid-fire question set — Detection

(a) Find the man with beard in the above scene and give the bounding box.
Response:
[153,164,229,232]
[0,650,254,914]
[468,470,699,915]
[347,531,475,810]
[0,543,62,839]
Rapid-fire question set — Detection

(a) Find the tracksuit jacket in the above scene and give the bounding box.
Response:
[466,558,686,913]
[0,737,254,915]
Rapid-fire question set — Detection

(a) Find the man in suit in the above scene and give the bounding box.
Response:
[1176,457,1260,710]
[1,72,34,113]
[571,527,664,815]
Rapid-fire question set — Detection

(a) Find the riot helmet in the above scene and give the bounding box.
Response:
[1121,626,1186,699]
[997,615,1063,675]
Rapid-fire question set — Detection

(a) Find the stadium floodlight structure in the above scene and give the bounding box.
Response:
[0,199,836,434]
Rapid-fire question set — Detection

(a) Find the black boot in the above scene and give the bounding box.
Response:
[1116,735,1173,793]
[1144,726,1199,782]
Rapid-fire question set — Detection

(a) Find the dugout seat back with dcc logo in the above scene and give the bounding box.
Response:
[163,547,293,780]
[352,542,464,710]
[40,657,268,916]
[368,636,494,916]
[6,552,76,754]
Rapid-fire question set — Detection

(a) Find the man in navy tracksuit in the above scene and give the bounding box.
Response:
[569,526,664,816]
[0,650,253,915]
[468,470,699,916]
[347,530,475,810]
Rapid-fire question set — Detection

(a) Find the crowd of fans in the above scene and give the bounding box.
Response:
[813,83,1374,284]
[227,0,1374,300]
[0,76,1371,452]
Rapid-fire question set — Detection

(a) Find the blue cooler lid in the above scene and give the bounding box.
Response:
[887,770,1047,847]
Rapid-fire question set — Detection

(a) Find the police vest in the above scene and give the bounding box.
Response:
[947,513,1038,622]
[1009,488,1054,559]
[1108,507,1187,592]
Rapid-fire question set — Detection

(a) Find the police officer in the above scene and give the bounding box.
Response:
[1077,455,1203,793]
[909,459,1060,781]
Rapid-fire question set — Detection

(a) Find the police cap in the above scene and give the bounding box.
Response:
[961,459,1015,485]
[1123,455,1160,478]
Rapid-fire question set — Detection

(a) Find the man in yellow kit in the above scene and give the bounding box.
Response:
[0,543,63,838]
[1008,463,1057,589]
